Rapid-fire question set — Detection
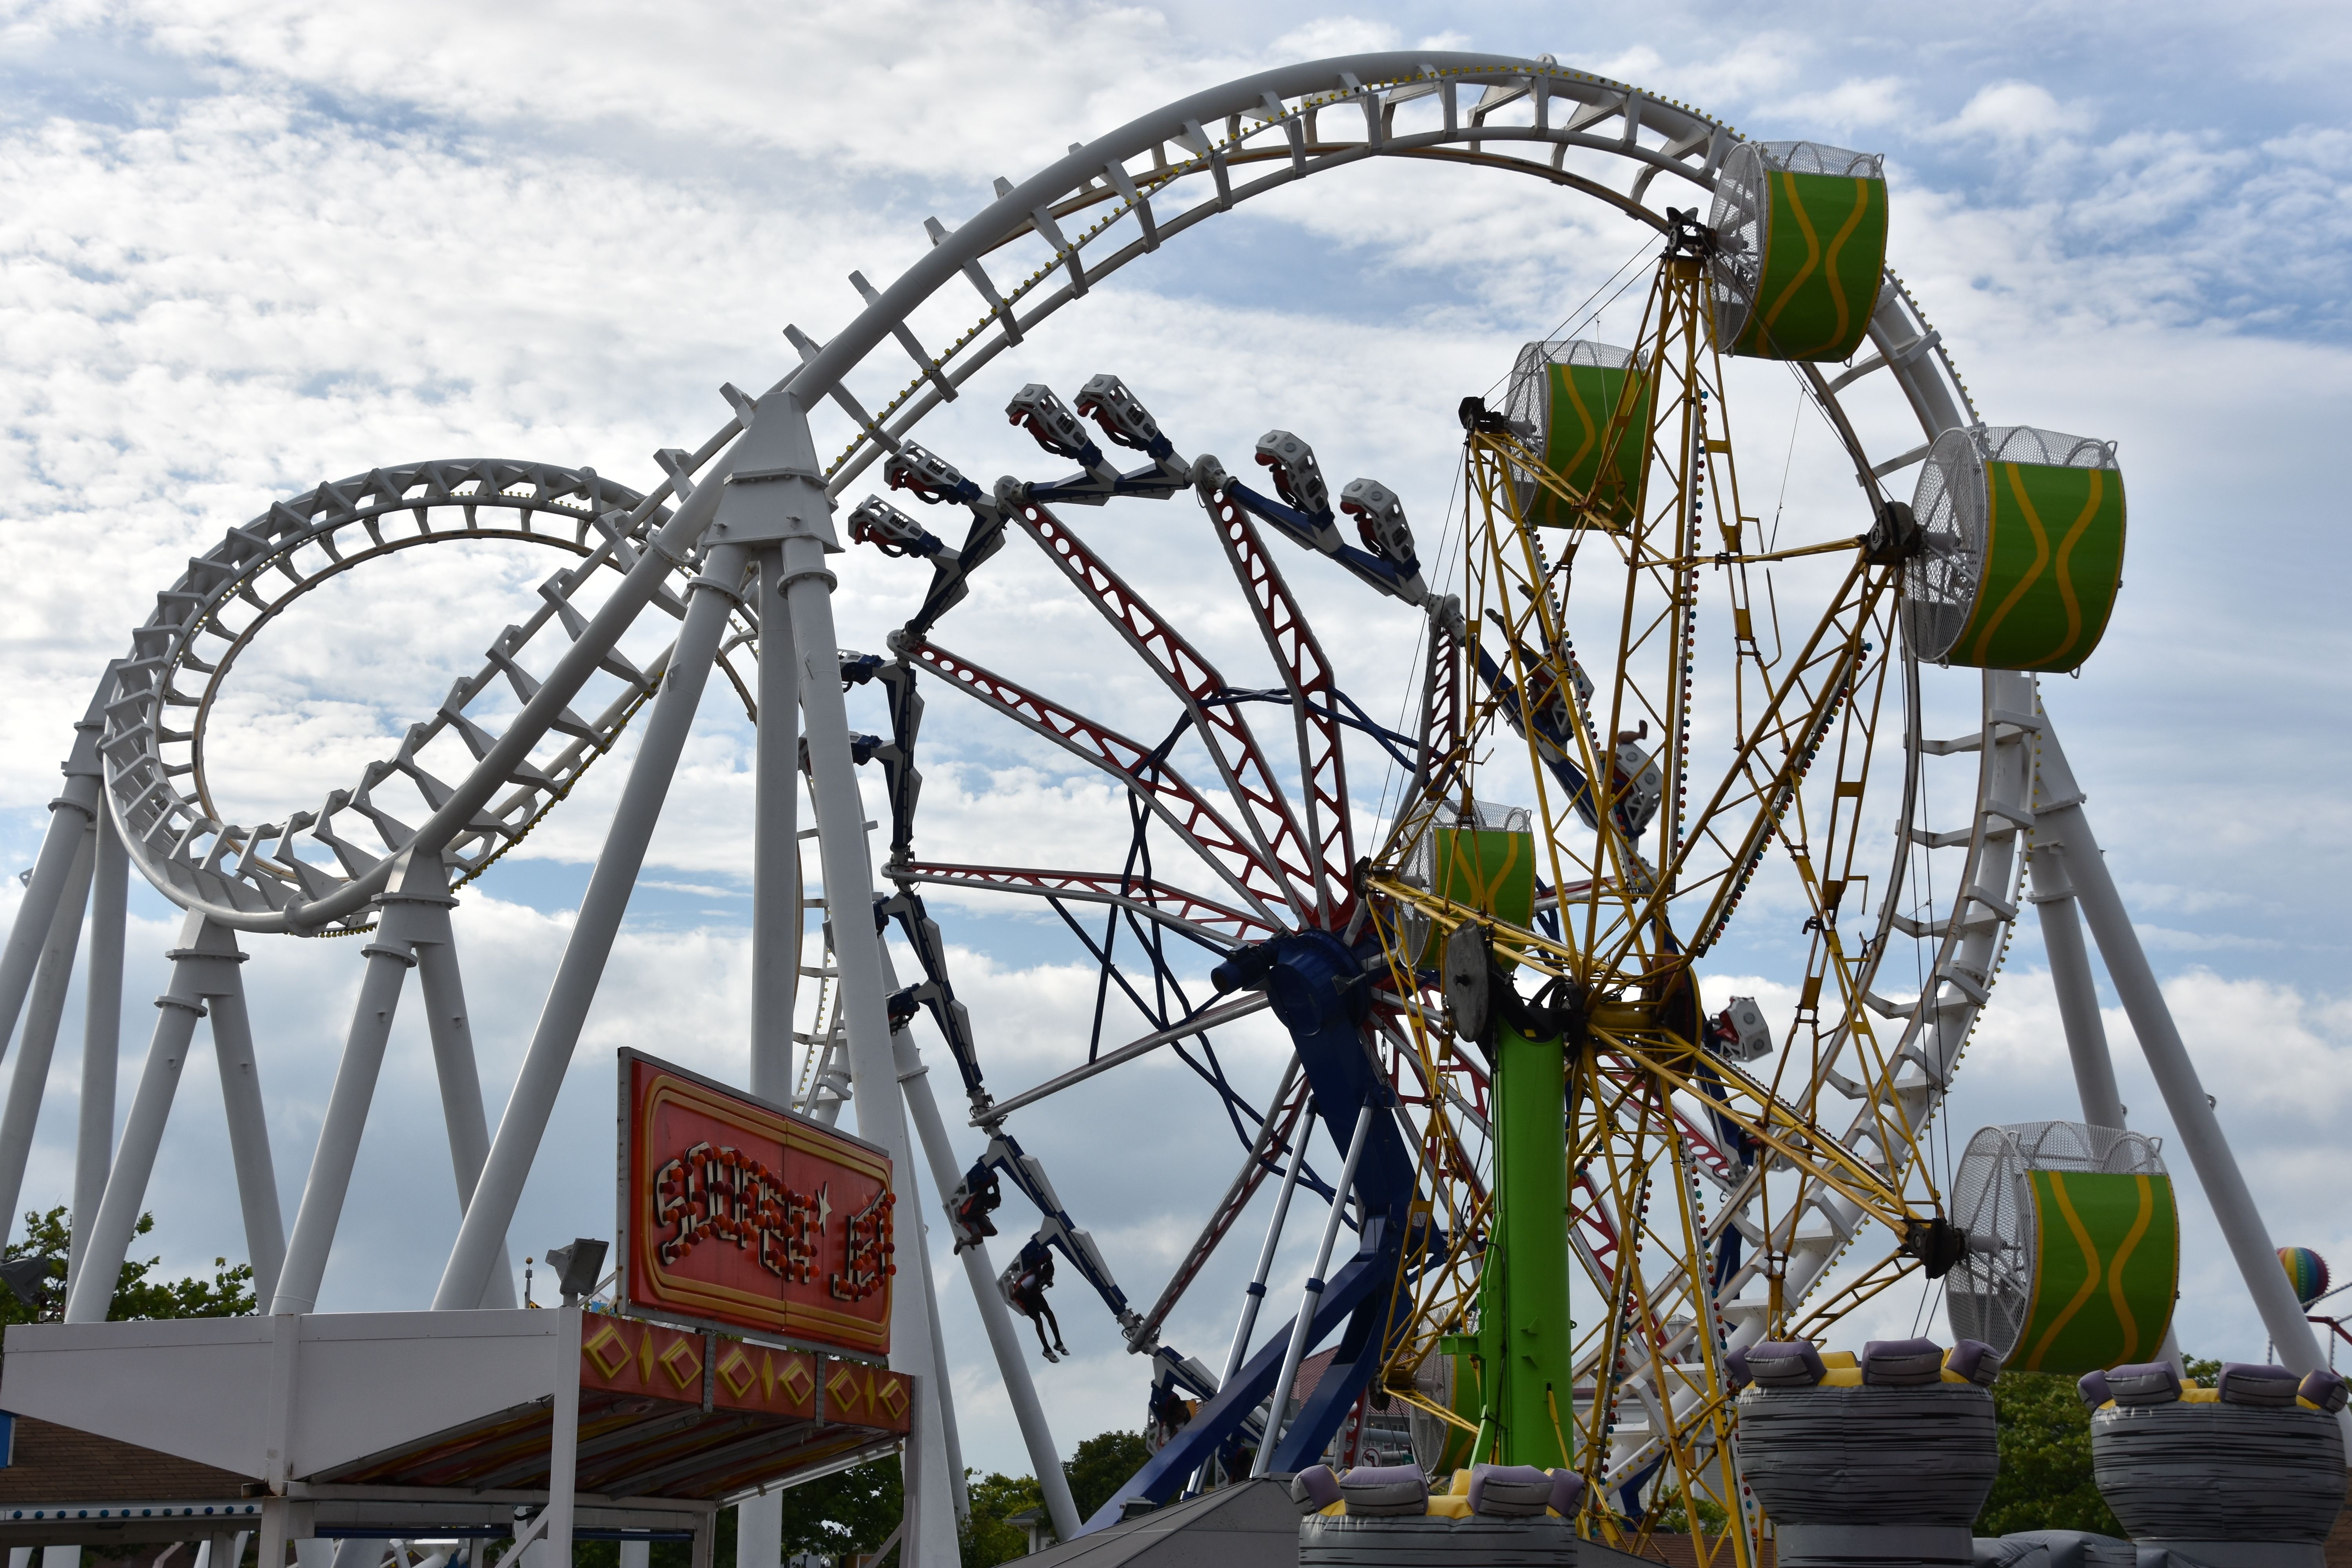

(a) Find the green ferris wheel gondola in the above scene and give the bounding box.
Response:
[1706,141,1889,362]
[1903,425,2128,672]
[1502,340,1652,529]
[1410,806,1540,966]
[1947,1122,2181,1376]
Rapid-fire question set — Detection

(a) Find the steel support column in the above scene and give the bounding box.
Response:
[546,1305,583,1568]
[0,826,96,1245]
[432,543,751,1310]
[1253,1100,1375,1476]
[410,894,516,1307]
[751,549,802,1103]
[735,1495,780,1568]
[2025,835,2127,1129]
[884,951,1071,1537]
[271,849,466,1315]
[65,913,247,1322]
[1222,1092,1311,1388]
[2035,721,2333,1398]
[69,815,127,1296]
[728,390,951,1568]
[0,693,103,1053]
[2027,701,2173,1370]
[207,971,286,1305]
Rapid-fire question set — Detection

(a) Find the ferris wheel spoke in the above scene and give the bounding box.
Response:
[1125,1060,1312,1354]
[1201,493,1355,926]
[883,882,1291,1372]
[1659,553,1892,959]
[898,638,1287,924]
[1040,899,1304,1157]
[894,862,1274,946]
[977,993,1273,1122]
[1596,1030,1910,1233]
[1011,501,1323,924]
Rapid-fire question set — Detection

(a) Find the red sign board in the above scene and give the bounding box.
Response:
[617,1049,895,1356]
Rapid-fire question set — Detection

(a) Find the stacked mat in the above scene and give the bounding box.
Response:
[1734,1336,2005,1568]
[2083,1360,2347,1568]
[1290,1461,1585,1567]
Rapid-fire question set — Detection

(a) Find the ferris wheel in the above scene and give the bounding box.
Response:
[0,49,2331,1568]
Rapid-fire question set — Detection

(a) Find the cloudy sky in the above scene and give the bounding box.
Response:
[2,0,2350,1484]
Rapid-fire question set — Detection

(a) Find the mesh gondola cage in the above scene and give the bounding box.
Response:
[1706,141,1889,362]
[1401,798,1535,966]
[1947,1120,2178,1374]
[1904,425,2126,672]
[1408,1348,1479,1475]
[1501,339,1651,529]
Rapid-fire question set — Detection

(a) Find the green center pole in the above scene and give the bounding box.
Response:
[1477,1019,1576,1468]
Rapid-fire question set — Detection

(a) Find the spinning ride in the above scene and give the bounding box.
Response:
[0,51,2333,1568]
[835,171,2021,1563]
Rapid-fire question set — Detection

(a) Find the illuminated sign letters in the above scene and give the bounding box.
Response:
[617,1049,895,1354]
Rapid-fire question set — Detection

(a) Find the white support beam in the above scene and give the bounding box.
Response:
[2035,720,2337,1415]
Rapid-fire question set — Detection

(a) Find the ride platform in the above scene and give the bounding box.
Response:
[1018,1479,1670,1568]
[0,1306,911,1552]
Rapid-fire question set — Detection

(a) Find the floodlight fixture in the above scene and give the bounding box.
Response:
[544,1238,609,1305]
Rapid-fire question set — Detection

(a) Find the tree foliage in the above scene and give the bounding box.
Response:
[961,1471,1044,1568]
[1975,1369,2122,1536]
[954,1429,1153,1568]
[1975,1358,2218,1537]
[1063,1430,1152,1525]
[777,1458,905,1563]
[0,1207,256,1324]
[572,1458,903,1568]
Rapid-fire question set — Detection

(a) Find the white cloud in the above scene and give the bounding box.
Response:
[1269,18,1400,57]
[1945,81,2095,144]
[1770,74,1910,133]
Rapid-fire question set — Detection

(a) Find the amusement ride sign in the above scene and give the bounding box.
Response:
[616,1048,895,1357]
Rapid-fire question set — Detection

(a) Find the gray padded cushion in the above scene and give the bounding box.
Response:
[2106,1361,2182,1407]
[1547,1470,1586,1517]
[1299,1513,1576,1568]
[1738,1384,1998,1526]
[1746,1339,1827,1388]
[1292,1465,1342,1510]
[2217,1363,2302,1408]
[2298,1370,2348,1414]
[1773,1523,1975,1568]
[1947,1339,2004,1386]
[1993,1531,2137,1568]
[1865,1336,1949,1387]
[2091,1401,2347,1543]
[1975,1537,2048,1568]
[1725,1346,1753,1392]
[2079,1370,2114,1410]
[1338,1464,1429,1517]
[1470,1464,1552,1517]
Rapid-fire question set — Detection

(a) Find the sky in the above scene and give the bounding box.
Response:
[1,0,2350,1486]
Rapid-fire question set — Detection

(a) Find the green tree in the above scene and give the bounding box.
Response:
[1975,1370,2121,1536]
[952,1429,1154,1565]
[777,1457,904,1564]
[1975,1359,2218,1537]
[1644,1491,1730,1535]
[0,1207,256,1324]
[961,1471,1045,1568]
[573,1457,902,1568]
[1063,1430,1152,1525]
